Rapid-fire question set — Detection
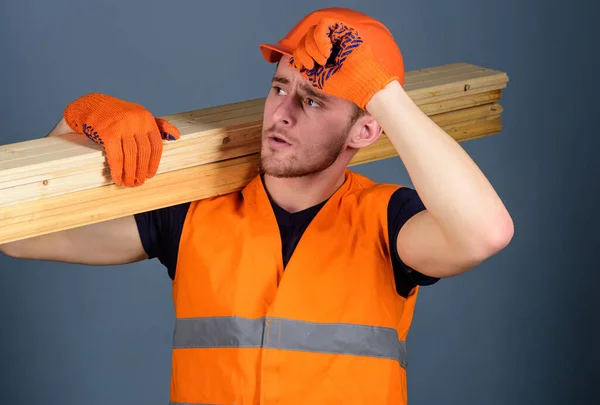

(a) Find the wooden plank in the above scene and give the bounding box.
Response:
[0,117,503,244]
[0,102,502,207]
[0,62,509,243]
[0,63,507,171]
[418,89,501,115]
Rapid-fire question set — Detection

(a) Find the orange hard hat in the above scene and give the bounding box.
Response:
[259,7,405,85]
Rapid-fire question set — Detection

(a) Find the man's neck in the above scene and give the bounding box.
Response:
[263,167,347,213]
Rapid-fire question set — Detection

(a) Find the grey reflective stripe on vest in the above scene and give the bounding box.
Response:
[173,316,407,368]
[170,403,228,405]
[169,403,224,405]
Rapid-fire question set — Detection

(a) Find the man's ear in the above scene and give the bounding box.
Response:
[347,114,383,149]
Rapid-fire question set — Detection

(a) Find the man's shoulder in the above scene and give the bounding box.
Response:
[186,187,248,221]
[344,170,424,221]
[191,173,263,206]
[346,169,407,199]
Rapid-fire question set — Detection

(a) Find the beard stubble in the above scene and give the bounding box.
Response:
[259,123,349,178]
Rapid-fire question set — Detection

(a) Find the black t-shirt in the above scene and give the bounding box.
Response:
[134,184,439,298]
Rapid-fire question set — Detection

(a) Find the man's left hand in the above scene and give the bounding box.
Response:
[289,18,398,109]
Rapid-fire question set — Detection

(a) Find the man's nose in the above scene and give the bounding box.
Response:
[272,96,298,127]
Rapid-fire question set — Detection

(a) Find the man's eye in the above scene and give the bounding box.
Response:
[306,98,320,107]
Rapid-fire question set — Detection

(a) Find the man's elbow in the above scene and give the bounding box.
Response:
[443,213,515,277]
[469,211,515,263]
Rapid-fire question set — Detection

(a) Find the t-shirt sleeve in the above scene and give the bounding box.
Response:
[387,187,440,297]
[134,202,191,280]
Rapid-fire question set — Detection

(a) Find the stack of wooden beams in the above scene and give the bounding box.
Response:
[0,62,509,244]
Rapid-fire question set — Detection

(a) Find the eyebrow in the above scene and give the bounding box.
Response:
[272,75,330,102]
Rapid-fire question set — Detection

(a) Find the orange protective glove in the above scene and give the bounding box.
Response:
[64,93,180,187]
[289,18,398,109]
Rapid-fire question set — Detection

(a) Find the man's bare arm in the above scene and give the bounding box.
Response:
[0,216,148,265]
[0,117,148,265]
[367,81,514,279]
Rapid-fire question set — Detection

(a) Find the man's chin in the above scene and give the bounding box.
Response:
[260,165,300,179]
[259,159,302,179]
[260,161,328,179]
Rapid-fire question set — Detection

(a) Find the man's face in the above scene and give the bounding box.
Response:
[259,55,362,178]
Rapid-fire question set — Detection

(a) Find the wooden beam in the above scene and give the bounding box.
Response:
[0,63,508,244]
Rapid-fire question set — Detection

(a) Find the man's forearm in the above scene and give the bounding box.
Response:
[366,80,513,252]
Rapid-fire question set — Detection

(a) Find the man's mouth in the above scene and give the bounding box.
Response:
[271,136,289,144]
[268,134,292,148]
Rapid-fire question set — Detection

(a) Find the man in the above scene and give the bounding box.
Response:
[0,7,513,405]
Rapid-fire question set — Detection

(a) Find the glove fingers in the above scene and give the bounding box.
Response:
[304,25,329,66]
[326,19,346,43]
[147,117,175,178]
[155,117,180,141]
[103,138,124,186]
[134,132,151,186]
[312,21,335,62]
[293,35,315,70]
[146,129,164,179]
[121,136,138,187]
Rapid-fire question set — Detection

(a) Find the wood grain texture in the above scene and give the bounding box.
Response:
[0,62,509,243]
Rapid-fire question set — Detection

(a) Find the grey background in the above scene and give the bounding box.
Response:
[1,0,598,404]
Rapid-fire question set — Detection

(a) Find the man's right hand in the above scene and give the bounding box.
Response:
[64,93,180,186]
[0,94,178,264]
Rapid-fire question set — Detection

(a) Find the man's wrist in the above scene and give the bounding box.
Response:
[366,79,411,116]
[365,79,435,149]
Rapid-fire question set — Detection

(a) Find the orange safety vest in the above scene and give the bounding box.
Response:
[170,169,420,405]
